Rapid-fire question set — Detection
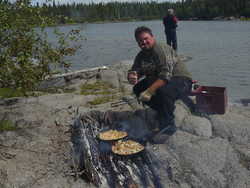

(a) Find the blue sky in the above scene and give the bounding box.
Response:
[31,0,177,5]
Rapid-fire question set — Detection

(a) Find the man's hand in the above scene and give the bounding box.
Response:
[127,71,138,85]
[139,89,154,102]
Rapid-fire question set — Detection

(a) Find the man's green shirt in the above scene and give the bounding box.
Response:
[130,42,192,83]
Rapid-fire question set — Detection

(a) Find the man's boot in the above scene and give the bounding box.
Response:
[151,118,177,144]
[158,117,177,136]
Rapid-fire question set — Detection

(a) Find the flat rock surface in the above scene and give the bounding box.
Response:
[0,60,250,188]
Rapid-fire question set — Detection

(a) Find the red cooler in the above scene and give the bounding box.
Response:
[195,86,228,114]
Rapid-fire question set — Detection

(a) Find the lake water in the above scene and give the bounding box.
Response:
[46,20,250,103]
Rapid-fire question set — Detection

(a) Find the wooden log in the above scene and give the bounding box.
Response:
[45,66,108,80]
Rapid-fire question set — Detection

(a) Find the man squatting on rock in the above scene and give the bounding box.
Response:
[127,26,192,135]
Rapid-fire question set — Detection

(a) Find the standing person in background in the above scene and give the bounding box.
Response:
[163,9,178,51]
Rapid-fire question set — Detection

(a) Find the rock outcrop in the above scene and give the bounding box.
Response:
[0,60,249,188]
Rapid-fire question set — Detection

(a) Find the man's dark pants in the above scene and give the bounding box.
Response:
[133,77,192,130]
[165,29,177,51]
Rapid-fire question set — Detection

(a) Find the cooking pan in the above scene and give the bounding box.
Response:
[111,139,145,156]
[98,129,145,156]
[98,129,128,141]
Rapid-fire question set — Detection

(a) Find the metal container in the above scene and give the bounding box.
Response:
[195,86,228,114]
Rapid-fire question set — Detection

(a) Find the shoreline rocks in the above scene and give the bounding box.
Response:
[0,60,250,188]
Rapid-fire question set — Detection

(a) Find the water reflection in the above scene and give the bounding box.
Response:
[45,20,250,103]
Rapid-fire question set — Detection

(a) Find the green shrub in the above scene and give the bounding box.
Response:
[0,1,82,95]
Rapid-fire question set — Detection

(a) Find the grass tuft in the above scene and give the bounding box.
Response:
[80,81,114,95]
[0,120,17,132]
[0,88,24,98]
[81,81,119,105]
[88,96,116,105]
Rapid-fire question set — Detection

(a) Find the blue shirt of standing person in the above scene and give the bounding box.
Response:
[163,9,178,51]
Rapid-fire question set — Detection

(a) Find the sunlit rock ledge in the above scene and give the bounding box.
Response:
[0,59,249,188]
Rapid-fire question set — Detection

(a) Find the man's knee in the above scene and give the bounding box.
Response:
[157,85,178,101]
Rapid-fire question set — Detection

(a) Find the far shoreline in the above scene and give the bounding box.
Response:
[48,16,250,27]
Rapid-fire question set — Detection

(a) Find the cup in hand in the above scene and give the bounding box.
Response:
[127,71,138,85]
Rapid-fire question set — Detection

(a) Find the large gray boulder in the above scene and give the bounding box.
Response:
[181,115,212,137]
[0,62,249,188]
[166,133,250,188]
[210,106,250,145]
